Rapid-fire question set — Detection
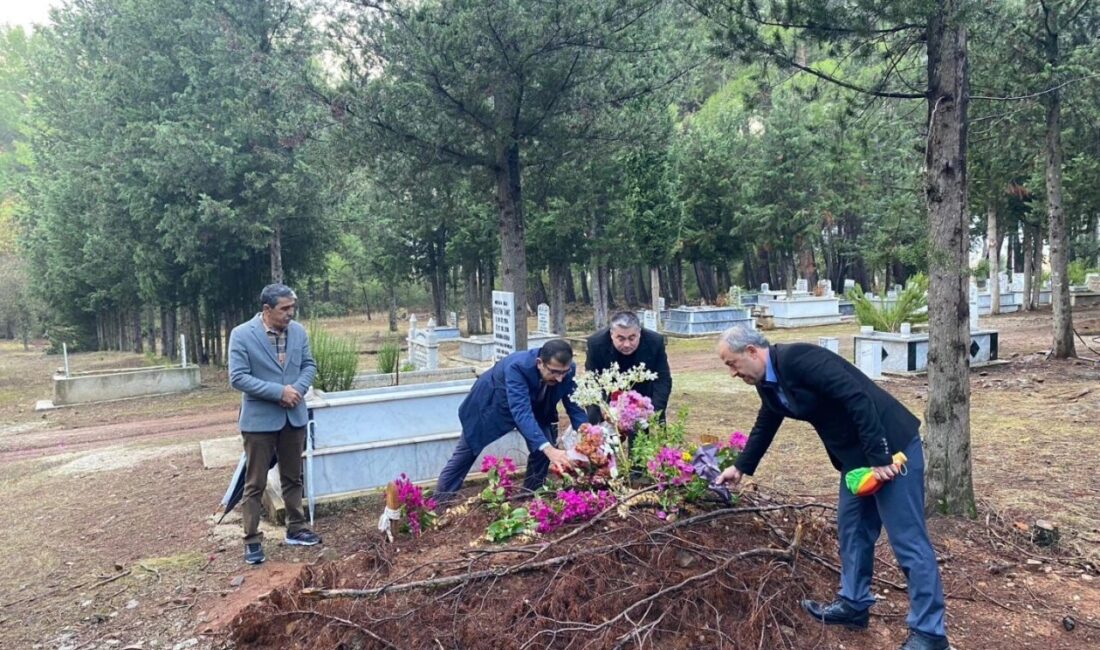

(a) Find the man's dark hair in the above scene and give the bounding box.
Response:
[609,311,641,330]
[538,339,574,365]
[261,283,297,308]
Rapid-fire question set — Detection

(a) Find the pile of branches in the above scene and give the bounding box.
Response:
[231,491,849,649]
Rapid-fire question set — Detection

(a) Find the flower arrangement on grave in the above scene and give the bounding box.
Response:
[645,446,696,519]
[567,362,659,493]
[385,474,438,537]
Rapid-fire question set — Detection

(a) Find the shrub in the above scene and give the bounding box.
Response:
[308,322,359,392]
[376,341,400,374]
[849,273,928,332]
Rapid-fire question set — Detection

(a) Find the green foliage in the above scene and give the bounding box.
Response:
[1068,260,1098,286]
[376,342,401,374]
[484,504,534,543]
[630,408,689,469]
[972,258,990,282]
[46,324,83,354]
[308,323,359,393]
[849,274,929,333]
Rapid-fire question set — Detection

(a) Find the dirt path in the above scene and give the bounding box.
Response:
[0,409,240,463]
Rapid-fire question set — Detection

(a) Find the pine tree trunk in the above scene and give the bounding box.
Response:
[481,260,494,329]
[1030,224,1042,308]
[987,202,1001,314]
[270,221,284,284]
[495,127,529,350]
[650,267,661,312]
[923,0,975,518]
[578,266,591,304]
[529,271,549,311]
[429,268,446,326]
[670,255,685,304]
[1042,1,1075,357]
[1022,224,1035,311]
[465,266,483,335]
[132,310,143,353]
[592,262,610,329]
[388,283,398,333]
[549,262,568,335]
[622,267,638,307]
[564,265,577,303]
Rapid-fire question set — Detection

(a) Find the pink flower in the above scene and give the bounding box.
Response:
[647,446,695,488]
[612,390,655,433]
[728,431,748,451]
[394,473,437,536]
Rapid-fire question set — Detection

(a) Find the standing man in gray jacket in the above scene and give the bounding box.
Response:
[229,283,321,564]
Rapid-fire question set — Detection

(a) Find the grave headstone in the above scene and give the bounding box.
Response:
[1010,275,1025,292]
[844,279,856,292]
[492,291,517,361]
[449,311,458,328]
[969,282,980,330]
[642,310,658,331]
[818,336,839,353]
[407,317,440,370]
[900,322,912,335]
[795,279,809,293]
[657,296,666,312]
[1086,273,1100,293]
[998,272,1009,294]
[818,279,834,297]
[537,303,550,334]
[727,285,743,307]
[887,290,898,300]
[760,283,769,292]
[856,335,883,380]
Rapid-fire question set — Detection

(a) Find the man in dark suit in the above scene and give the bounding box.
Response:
[228,283,321,565]
[584,311,672,430]
[714,325,950,650]
[436,339,588,496]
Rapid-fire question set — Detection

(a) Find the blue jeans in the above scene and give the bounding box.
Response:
[436,425,557,496]
[836,436,947,638]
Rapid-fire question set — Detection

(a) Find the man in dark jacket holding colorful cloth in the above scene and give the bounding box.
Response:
[714,325,950,650]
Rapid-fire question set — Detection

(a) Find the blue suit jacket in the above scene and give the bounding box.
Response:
[459,348,588,452]
[228,314,317,432]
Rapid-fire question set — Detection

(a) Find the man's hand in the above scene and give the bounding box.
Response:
[544,446,575,473]
[871,464,899,482]
[280,385,302,408]
[715,465,743,486]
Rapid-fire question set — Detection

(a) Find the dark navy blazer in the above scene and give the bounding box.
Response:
[734,343,920,474]
[458,348,588,452]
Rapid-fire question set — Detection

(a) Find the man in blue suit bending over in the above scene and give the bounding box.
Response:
[437,339,588,496]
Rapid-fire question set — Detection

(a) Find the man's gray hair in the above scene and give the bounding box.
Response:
[719,325,769,352]
[609,311,641,330]
[260,283,297,308]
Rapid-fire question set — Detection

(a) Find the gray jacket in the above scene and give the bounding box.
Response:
[228,314,316,432]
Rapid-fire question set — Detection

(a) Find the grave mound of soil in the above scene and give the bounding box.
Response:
[228,489,848,649]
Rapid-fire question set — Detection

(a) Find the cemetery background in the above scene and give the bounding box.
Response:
[0,305,1098,649]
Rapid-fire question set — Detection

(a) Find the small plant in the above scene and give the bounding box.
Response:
[308,322,359,392]
[393,474,438,537]
[484,504,534,542]
[631,408,688,469]
[479,455,518,507]
[646,446,696,520]
[716,431,748,470]
[528,489,616,535]
[376,341,400,374]
[848,273,929,332]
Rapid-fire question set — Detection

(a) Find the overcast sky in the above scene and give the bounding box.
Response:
[1,0,59,31]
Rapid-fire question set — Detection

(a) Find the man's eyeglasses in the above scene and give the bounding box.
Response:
[541,365,570,377]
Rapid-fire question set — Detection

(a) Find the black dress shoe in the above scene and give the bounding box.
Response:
[800,598,870,629]
[899,629,950,650]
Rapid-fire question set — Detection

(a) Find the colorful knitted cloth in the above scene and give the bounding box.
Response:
[844,452,908,497]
